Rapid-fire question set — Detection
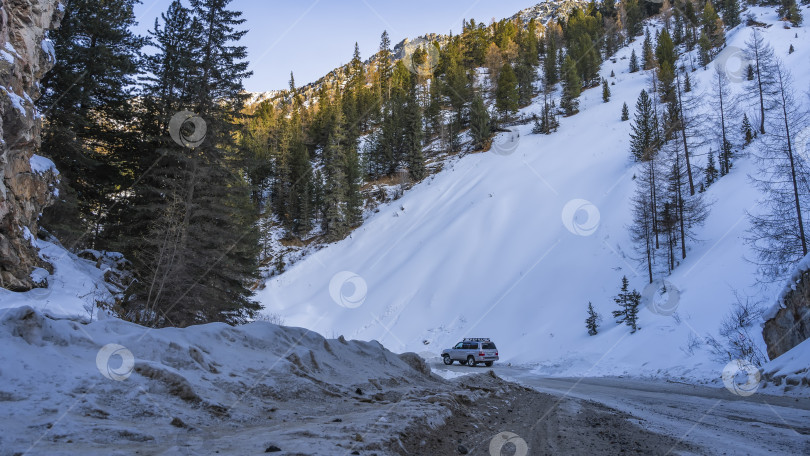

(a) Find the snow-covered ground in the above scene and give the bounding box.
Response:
[0,303,449,455]
[257,6,810,385]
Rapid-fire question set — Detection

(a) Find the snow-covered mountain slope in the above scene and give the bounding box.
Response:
[257,7,810,381]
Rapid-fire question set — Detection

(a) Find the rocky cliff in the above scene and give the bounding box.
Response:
[763,261,810,360]
[0,0,62,290]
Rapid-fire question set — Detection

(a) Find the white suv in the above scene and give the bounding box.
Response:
[441,338,499,367]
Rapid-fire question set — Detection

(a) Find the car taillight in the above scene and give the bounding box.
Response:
[495,352,498,356]
[479,352,485,356]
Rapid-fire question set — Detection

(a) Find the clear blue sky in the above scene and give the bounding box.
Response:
[132,0,536,92]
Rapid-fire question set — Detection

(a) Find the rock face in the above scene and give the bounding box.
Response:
[763,269,810,360]
[0,0,62,290]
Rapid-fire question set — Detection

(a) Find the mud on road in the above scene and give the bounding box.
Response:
[393,371,699,455]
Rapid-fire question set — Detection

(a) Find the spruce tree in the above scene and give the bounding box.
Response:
[128,0,260,327]
[741,113,753,145]
[706,150,719,186]
[560,55,581,116]
[723,0,742,28]
[642,29,656,70]
[629,49,640,73]
[495,63,519,118]
[621,102,630,121]
[586,302,601,336]
[629,90,658,161]
[612,276,641,332]
[602,78,611,102]
[469,92,491,149]
[779,0,803,27]
[38,0,146,246]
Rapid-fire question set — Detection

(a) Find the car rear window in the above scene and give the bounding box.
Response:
[483,342,496,349]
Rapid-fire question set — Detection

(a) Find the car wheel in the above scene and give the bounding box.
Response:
[467,356,477,367]
[443,355,453,365]
[485,361,493,367]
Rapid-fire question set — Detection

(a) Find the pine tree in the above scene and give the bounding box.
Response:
[621,102,630,121]
[560,54,581,116]
[642,29,656,70]
[629,90,658,161]
[723,0,742,28]
[586,302,601,336]
[322,109,349,241]
[38,0,146,246]
[705,150,719,186]
[629,48,640,73]
[469,91,491,149]
[779,0,803,26]
[127,0,260,327]
[495,63,519,118]
[684,72,692,92]
[602,78,611,102]
[741,113,753,145]
[789,44,795,54]
[612,276,642,332]
[698,31,712,67]
[544,30,559,87]
[378,31,393,101]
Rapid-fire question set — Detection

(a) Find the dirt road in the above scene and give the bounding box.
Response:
[430,361,810,455]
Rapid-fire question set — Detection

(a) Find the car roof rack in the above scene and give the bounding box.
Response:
[463,338,490,342]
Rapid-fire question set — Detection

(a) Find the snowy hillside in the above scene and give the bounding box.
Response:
[257,7,810,382]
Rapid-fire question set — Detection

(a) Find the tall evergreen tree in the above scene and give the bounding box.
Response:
[495,63,519,118]
[612,276,641,333]
[38,0,146,246]
[629,90,658,161]
[586,302,601,336]
[469,91,491,149]
[560,55,582,116]
[127,0,260,327]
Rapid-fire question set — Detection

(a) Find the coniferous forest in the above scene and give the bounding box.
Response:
[36,0,801,328]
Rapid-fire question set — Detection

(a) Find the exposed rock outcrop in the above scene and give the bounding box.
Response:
[763,267,810,360]
[0,0,62,290]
